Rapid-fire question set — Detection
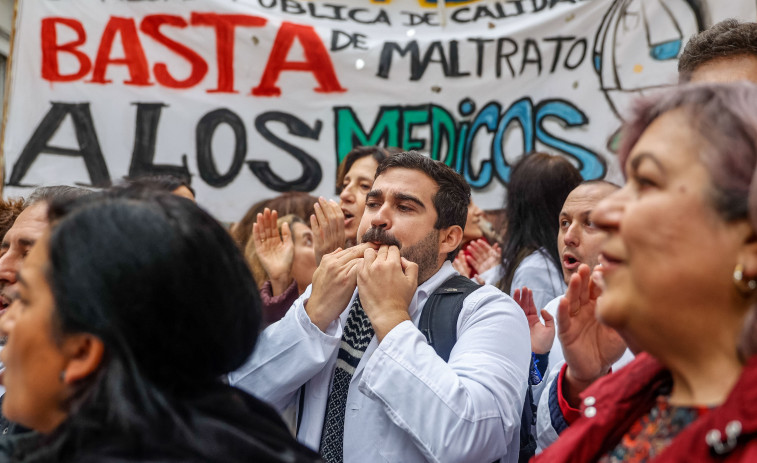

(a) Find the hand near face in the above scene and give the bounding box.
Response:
[466,239,501,275]
[452,252,472,278]
[305,242,375,332]
[513,286,555,355]
[558,264,627,407]
[247,208,293,296]
[357,245,418,342]
[311,197,346,267]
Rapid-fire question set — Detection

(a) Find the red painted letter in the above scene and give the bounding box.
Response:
[252,22,346,97]
[191,13,266,93]
[141,15,208,89]
[41,18,92,82]
[90,17,152,86]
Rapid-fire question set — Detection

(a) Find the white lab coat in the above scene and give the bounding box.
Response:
[230,262,531,463]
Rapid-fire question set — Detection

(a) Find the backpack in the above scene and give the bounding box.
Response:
[419,274,537,463]
[297,275,537,461]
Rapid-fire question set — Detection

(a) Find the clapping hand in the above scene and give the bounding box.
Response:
[311,197,346,266]
[513,286,555,355]
[452,252,472,278]
[247,208,293,296]
[466,239,501,275]
[558,264,626,407]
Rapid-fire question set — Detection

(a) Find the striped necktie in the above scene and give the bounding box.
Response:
[319,295,374,463]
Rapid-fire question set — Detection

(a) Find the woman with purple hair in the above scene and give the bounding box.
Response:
[535,82,757,461]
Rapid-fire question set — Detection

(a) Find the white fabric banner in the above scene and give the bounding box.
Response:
[2,0,755,221]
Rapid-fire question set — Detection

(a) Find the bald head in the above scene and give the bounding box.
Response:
[557,182,619,283]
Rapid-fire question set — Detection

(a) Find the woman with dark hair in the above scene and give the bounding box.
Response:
[334,146,400,245]
[0,192,319,462]
[305,145,400,266]
[498,153,583,308]
[535,82,757,461]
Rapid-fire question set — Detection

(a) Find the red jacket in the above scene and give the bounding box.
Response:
[533,352,757,462]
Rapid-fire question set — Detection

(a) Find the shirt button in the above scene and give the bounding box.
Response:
[584,406,597,418]
[583,396,596,407]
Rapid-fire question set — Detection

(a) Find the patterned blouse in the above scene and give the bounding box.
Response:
[598,394,711,462]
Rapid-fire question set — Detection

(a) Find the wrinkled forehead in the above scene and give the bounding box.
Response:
[3,204,48,246]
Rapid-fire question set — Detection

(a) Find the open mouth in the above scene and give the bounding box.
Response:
[342,208,355,225]
[0,295,9,316]
[562,254,581,270]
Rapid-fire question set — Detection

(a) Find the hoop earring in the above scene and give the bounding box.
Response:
[734,264,757,294]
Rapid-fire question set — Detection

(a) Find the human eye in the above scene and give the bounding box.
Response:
[629,156,663,191]
[360,182,372,192]
[634,174,658,191]
[365,200,380,209]
[559,219,570,229]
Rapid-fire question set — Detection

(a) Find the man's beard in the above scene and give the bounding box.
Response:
[361,227,441,284]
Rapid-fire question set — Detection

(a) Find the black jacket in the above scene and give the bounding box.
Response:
[0,385,321,463]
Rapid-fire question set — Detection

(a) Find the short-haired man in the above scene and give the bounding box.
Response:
[679,19,757,83]
[511,181,637,451]
[231,152,530,462]
[556,181,620,284]
[0,185,91,435]
[0,186,90,313]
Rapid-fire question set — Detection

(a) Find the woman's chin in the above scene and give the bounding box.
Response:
[595,294,628,330]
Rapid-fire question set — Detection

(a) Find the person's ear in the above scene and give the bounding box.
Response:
[61,334,104,384]
[739,225,757,278]
[439,225,464,258]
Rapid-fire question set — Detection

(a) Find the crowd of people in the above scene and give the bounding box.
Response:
[0,17,754,463]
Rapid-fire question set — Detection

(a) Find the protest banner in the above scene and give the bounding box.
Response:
[2,0,755,220]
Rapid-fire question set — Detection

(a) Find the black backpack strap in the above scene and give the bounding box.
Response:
[419,274,481,362]
[296,383,305,436]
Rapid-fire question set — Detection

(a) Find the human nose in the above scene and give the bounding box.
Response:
[370,204,391,229]
[0,251,19,286]
[592,187,627,233]
[563,221,580,247]
[339,183,355,205]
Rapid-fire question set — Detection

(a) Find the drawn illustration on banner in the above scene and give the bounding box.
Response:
[594,0,708,151]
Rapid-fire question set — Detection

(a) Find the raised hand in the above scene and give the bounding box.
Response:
[452,252,472,278]
[558,264,626,407]
[305,242,377,332]
[357,245,418,342]
[513,286,555,355]
[247,208,293,296]
[466,239,501,275]
[311,197,346,266]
